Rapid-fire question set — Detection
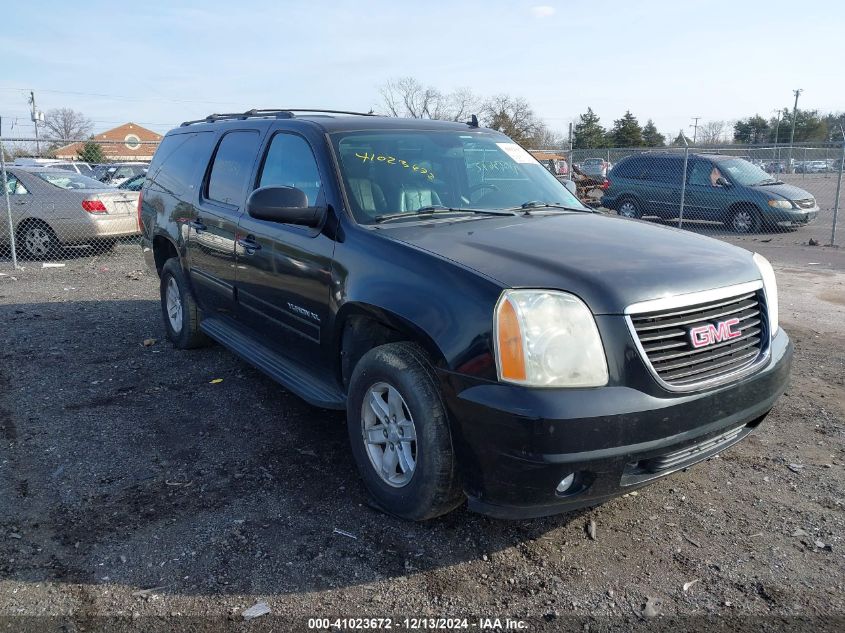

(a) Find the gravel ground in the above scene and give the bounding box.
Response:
[0,232,844,632]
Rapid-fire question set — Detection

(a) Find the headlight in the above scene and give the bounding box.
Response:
[753,253,779,338]
[767,199,793,209]
[494,290,608,387]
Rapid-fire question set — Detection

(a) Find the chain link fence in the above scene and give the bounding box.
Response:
[0,137,156,268]
[535,141,843,245]
[2,135,843,272]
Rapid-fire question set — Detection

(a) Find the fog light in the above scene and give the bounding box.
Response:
[556,473,576,494]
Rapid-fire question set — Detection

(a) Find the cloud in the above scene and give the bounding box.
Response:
[530,5,556,18]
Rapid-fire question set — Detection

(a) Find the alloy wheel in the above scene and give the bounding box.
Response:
[165,277,183,333]
[23,226,53,258]
[361,381,418,487]
[618,201,638,218]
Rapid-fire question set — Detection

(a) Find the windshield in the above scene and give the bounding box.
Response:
[717,159,775,186]
[35,171,111,190]
[331,130,584,224]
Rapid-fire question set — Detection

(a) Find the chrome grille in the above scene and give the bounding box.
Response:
[629,288,767,390]
[795,198,816,209]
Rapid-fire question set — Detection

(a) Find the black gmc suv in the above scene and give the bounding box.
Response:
[139,109,792,520]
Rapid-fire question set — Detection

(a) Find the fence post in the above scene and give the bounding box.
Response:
[677,131,690,230]
[831,129,844,247]
[0,139,19,270]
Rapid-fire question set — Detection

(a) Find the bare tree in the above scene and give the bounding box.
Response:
[379,77,480,121]
[696,120,727,146]
[42,108,94,141]
[481,95,539,146]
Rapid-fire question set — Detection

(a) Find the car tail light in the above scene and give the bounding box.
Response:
[82,199,107,213]
[601,179,610,190]
[137,190,144,231]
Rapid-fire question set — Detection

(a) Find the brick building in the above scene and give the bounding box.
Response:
[54,122,162,161]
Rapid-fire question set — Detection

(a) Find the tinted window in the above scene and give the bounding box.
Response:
[612,157,645,179]
[642,158,682,184]
[258,133,322,205]
[151,132,214,197]
[207,130,261,205]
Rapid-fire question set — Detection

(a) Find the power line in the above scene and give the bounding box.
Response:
[0,86,246,107]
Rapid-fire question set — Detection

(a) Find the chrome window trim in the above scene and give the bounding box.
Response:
[625,280,770,393]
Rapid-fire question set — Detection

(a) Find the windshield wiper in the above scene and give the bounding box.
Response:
[374,206,516,223]
[753,179,781,186]
[508,201,589,213]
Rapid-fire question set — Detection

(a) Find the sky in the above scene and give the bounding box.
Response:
[1,0,843,141]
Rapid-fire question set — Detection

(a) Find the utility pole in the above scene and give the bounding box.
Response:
[787,88,802,173]
[28,90,43,157]
[567,121,574,181]
[690,117,701,145]
[772,109,782,162]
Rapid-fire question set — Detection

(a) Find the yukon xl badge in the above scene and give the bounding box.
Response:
[689,318,742,349]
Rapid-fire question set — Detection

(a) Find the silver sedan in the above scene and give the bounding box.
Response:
[1,166,140,259]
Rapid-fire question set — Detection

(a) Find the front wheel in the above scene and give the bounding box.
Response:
[730,207,762,233]
[347,342,463,520]
[18,221,60,260]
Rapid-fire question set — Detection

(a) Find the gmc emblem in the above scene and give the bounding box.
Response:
[689,317,742,349]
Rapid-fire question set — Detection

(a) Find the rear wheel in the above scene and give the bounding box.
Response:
[617,198,642,219]
[347,342,463,520]
[160,258,209,349]
[18,221,60,260]
[730,207,762,233]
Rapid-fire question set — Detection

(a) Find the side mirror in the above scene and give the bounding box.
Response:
[715,176,731,188]
[246,186,325,227]
[563,179,578,196]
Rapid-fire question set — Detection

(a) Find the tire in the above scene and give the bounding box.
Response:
[160,258,209,349]
[17,221,60,260]
[616,197,642,219]
[729,206,762,234]
[346,342,463,520]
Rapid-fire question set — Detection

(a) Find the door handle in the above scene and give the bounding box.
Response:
[237,236,261,253]
[189,219,206,232]
[14,200,27,205]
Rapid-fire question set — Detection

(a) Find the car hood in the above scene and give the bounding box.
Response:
[381,213,761,315]
[752,182,813,201]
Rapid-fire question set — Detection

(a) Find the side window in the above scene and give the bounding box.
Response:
[4,174,28,195]
[688,161,715,186]
[257,133,322,205]
[645,158,682,184]
[151,132,214,197]
[207,130,262,206]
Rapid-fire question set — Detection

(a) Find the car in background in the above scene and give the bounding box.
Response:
[118,173,146,191]
[764,161,786,174]
[580,157,611,179]
[602,152,818,232]
[1,166,140,259]
[97,162,149,186]
[13,158,95,177]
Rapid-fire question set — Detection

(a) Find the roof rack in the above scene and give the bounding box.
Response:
[180,108,376,127]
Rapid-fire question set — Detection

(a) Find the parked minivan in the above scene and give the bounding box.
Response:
[602,153,818,232]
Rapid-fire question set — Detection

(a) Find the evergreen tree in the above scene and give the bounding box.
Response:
[609,111,643,147]
[733,115,770,144]
[78,141,106,163]
[642,120,665,147]
[572,107,607,149]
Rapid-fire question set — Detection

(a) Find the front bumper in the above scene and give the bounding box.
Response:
[441,328,792,519]
[767,206,818,227]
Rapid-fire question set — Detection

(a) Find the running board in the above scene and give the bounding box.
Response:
[200,317,346,410]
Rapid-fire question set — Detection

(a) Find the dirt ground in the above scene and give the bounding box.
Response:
[0,230,844,632]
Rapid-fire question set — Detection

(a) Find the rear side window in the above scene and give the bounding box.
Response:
[257,133,322,205]
[150,132,214,198]
[642,158,683,184]
[612,157,645,179]
[207,130,261,205]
